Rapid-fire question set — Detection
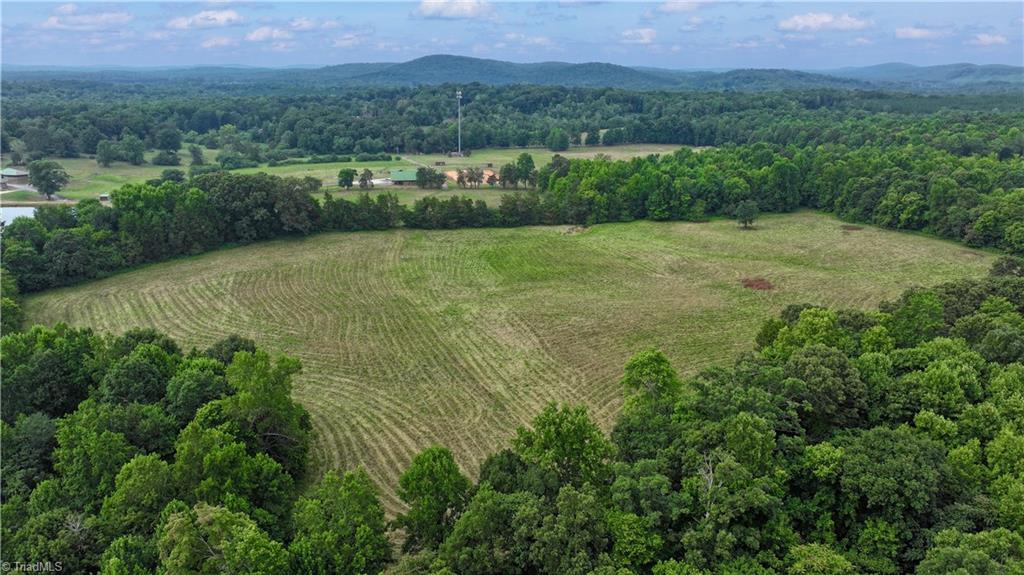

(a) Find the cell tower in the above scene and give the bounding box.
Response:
[456,89,463,157]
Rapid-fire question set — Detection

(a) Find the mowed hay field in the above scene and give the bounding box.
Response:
[24,212,994,512]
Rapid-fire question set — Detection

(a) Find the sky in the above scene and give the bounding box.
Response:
[1,1,1021,69]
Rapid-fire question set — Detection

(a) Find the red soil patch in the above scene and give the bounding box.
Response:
[444,168,498,182]
[741,277,774,290]
[841,225,864,231]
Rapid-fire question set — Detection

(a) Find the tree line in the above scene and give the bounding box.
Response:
[3,141,1022,314]
[3,265,1023,573]
[3,81,1023,163]
[528,144,1024,252]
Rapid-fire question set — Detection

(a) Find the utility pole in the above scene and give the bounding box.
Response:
[456,89,463,156]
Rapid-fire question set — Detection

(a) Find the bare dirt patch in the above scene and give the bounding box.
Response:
[563,225,590,235]
[841,225,864,232]
[742,277,775,290]
[962,250,985,258]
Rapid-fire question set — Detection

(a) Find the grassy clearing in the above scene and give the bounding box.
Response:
[236,159,414,185]
[410,144,686,170]
[41,150,220,201]
[3,145,684,202]
[23,212,989,513]
[0,190,44,203]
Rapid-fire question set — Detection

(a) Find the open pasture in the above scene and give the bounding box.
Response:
[45,150,223,201]
[3,145,682,203]
[236,158,413,186]
[409,144,686,170]
[23,212,993,512]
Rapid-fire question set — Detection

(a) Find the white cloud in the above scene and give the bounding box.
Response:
[680,15,703,32]
[658,1,704,13]
[729,36,783,49]
[289,17,317,31]
[375,41,403,52]
[778,12,871,31]
[167,10,243,30]
[287,17,340,31]
[201,36,236,49]
[731,39,762,49]
[621,27,657,44]
[416,0,491,19]
[504,32,552,46]
[246,26,293,42]
[968,33,1007,46]
[40,5,134,31]
[81,30,136,52]
[333,33,368,48]
[895,26,945,39]
[849,36,873,46]
[270,41,296,52]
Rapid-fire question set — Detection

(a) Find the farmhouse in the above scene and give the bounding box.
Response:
[444,168,498,183]
[388,169,419,185]
[1,167,29,188]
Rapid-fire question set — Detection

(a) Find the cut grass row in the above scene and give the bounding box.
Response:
[23,212,991,513]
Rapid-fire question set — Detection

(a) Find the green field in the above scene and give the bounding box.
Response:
[22,212,992,512]
[37,150,220,201]
[2,150,214,203]
[0,190,42,203]
[235,158,411,186]
[2,145,684,203]
[409,144,686,170]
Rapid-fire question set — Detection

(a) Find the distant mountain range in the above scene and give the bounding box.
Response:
[4,55,1022,93]
[824,62,1024,91]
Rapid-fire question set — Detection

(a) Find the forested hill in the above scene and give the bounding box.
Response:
[826,62,1024,92]
[5,55,1022,92]
[340,55,683,90]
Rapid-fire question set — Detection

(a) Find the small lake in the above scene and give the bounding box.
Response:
[1,206,36,225]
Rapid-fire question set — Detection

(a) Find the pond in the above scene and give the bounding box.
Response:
[1,206,36,225]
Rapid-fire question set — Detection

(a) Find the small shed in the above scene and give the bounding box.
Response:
[1,167,29,186]
[389,169,419,186]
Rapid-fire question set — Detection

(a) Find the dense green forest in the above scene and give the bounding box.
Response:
[3,80,1023,162]
[6,56,1023,92]
[3,267,1023,573]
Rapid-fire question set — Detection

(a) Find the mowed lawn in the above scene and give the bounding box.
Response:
[4,144,685,202]
[22,212,994,512]
[41,150,224,201]
[410,144,686,171]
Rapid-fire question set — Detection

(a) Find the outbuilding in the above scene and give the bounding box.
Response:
[1,167,29,187]
[388,169,419,186]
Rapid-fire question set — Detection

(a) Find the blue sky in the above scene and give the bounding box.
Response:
[2,2,1021,69]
